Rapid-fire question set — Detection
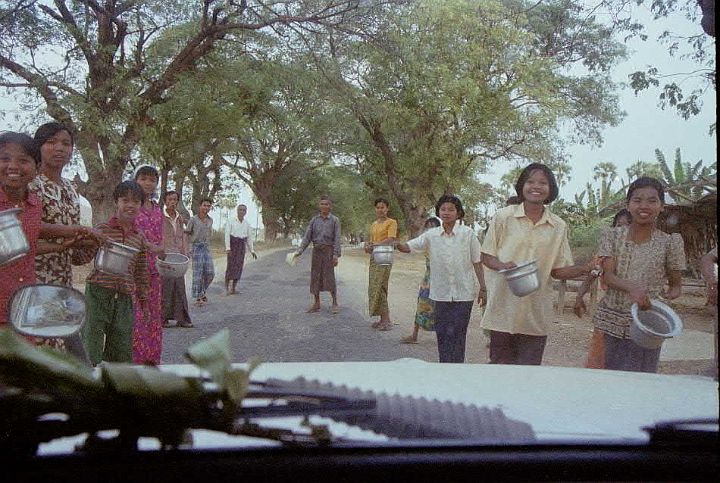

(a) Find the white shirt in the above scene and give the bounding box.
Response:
[407,223,482,302]
[224,217,254,252]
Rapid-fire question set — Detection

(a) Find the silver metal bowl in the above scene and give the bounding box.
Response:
[0,208,30,267]
[372,245,394,265]
[499,260,540,297]
[94,241,140,276]
[156,252,190,278]
[630,299,683,349]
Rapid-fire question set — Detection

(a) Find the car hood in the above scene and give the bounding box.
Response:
[38,359,718,454]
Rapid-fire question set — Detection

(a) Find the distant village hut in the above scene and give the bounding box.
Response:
[657,192,717,274]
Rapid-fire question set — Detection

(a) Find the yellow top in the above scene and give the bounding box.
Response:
[370,218,398,243]
[480,203,573,336]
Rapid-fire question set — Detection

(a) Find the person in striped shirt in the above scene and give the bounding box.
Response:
[81,180,150,365]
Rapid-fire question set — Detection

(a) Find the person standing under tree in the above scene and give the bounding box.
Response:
[161,190,193,328]
[224,204,257,296]
[30,122,99,287]
[294,195,341,314]
[401,217,441,344]
[365,198,398,331]
[186,199,215,307]
[131,166,166,365]
[396,195,486,363]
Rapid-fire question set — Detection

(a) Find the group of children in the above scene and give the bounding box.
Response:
[392,163,691,373]
[0,130,203,366]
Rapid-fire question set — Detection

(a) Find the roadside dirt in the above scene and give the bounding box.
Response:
[71,244,716,376]
[338,246,717,377]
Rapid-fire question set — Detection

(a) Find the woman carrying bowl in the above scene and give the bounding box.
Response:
[365,198,398,331]
[590,177,685,373]
[480,163,592,366]
[396,195,485,363]
[30,123,99,287]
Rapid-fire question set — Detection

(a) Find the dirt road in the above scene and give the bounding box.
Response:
[154,244,715,375]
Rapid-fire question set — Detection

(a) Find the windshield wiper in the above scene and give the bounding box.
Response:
[245,377,536,442]
[643,418,718,445]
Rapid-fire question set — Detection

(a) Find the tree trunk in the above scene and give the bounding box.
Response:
[261,211,281,241]
[73,135,131,224]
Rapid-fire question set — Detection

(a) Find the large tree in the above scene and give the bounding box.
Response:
[0,0,389,222]
[311,0,625,235]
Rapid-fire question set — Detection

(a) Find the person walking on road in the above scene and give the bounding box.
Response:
[224,203,257,295]
[186,198,214,307]
[294,195,341,314]
[161,190,193,328]
[365,197,398,331]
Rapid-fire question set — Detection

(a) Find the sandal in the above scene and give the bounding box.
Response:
[400,335,418,344]
[331,305,340,314]
[377,322,392,331]
[371,320,382,329]
[306,305,320,313]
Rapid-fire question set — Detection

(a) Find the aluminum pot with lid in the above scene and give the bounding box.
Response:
[372,245,394,265]
[498,260,540,297]
[0,208,30,267]
[94,241,140,276]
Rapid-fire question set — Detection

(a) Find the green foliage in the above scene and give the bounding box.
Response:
[653,147,717,200]
[619,0,716,120]
[313,0,624,234]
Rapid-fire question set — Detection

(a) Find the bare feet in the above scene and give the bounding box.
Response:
[377,321,392,331]
[306,304,321,313]
[400,335,418,344]
[331,305,340,314]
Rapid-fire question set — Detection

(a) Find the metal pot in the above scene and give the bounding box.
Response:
[630,299,683,349]
[372,245,394,265]
[94,241,140,276]
[156,252,190,278]
[499,260,540,297]
[0,208,30,267]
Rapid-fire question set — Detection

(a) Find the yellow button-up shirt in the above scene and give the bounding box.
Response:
[480,203,573,336]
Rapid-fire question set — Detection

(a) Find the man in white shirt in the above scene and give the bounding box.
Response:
[224,204,257,295]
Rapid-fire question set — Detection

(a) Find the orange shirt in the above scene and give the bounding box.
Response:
[370,218,398,243]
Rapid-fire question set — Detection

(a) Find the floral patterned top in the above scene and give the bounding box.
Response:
[29,174,96,286]
[592,226,686,339]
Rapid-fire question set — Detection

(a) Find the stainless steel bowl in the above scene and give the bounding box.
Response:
[94,241,140,275]
[499,260,540,297]
[0,208,30,267]
[372,245,394,265]
[156,252,190,278]
[630,299,683,349]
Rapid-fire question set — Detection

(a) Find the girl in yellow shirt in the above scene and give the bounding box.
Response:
[365,198,398,331]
